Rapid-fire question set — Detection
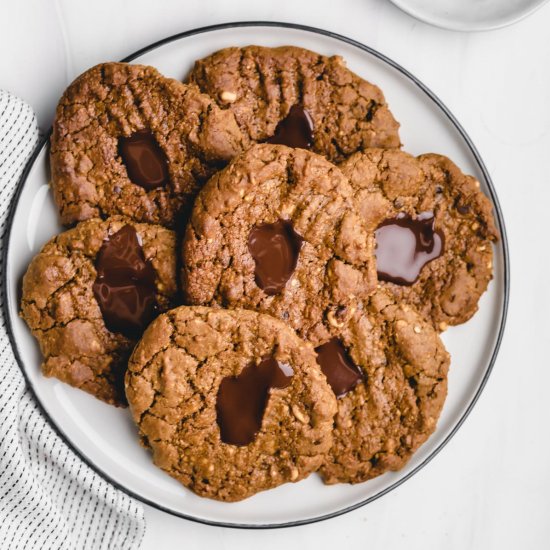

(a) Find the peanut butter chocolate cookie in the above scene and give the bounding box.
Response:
[20,217,178,406]
[340,149,499,329]
[182,143,378,343]
[189,46,400,163]
[125,306,337,502]
[318,289,449,484]
[51,62,247,228]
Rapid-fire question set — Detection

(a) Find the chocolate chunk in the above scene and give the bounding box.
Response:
[375,211,444,286]
[216,356,294,446]
[118,130,169,190]
[266,105,314,149]
[248,219,303,295]
[189,46,401,164]
[315,338,362,398]
[93,225,158,338]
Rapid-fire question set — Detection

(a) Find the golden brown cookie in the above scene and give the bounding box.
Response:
[50,62,247,228]
[318,289,449,484]
[20,217,178,406]
[182,143,377,343]
[189,45,400,163]
[125,306,337,502]
[340,149,499,329]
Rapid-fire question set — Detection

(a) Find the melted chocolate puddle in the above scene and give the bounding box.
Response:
[216,356,294,446]
[93,225,158,339]
[266,105,314,149]
[375,211,444,286]
[118,129,169,190]
[315,338,362,398]
[248,219,303,295]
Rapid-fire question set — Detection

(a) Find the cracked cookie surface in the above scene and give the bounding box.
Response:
[50,62,247,228]
[182,143,378,344]
[319,289,449,484]
[340,149,499,329]
[20,217,178,406]
[125,306,337,502]
[189,45,401,163]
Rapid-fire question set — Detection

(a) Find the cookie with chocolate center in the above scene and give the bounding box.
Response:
[189,46,401,163]
[125,306,337,502]
[340,149,499,329]
[318,289,449,484]
[182,143,378,343]
[50,62,248,228]
[20,217,178,406]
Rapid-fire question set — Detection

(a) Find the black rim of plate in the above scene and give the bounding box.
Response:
[2,21,510,529]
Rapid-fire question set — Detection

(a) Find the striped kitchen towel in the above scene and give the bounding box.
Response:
[0,90,145,549]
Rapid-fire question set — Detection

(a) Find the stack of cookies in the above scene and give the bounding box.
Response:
[21,46,498,502]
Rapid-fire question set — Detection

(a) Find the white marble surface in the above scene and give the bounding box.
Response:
[1,1,549,548]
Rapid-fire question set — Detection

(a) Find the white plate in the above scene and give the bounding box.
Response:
[389,0,549,32]
[3,23,509,528]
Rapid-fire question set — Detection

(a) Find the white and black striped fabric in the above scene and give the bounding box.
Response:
[0,90,146,549]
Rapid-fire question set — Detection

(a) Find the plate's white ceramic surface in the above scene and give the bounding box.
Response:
[4,23,508,527]
[389,0,549,31]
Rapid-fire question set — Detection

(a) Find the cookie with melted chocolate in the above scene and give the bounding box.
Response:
[125,306,336,502]
[319,289,450,484]
[340,149,499,329]
[182,143,378,343]
[20,217,178,406]
[50,62,248,228]
[188,45,401,163]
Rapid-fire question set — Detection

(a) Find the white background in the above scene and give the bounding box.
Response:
[1,0,549,548]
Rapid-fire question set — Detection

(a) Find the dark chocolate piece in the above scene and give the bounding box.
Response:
[315,338,362,398]
[93,225,157,338]
[248,219,303,295]
[216,356,293,446]
[118,130,169,190]
[266,105,314,149]
[375,212,444,285]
